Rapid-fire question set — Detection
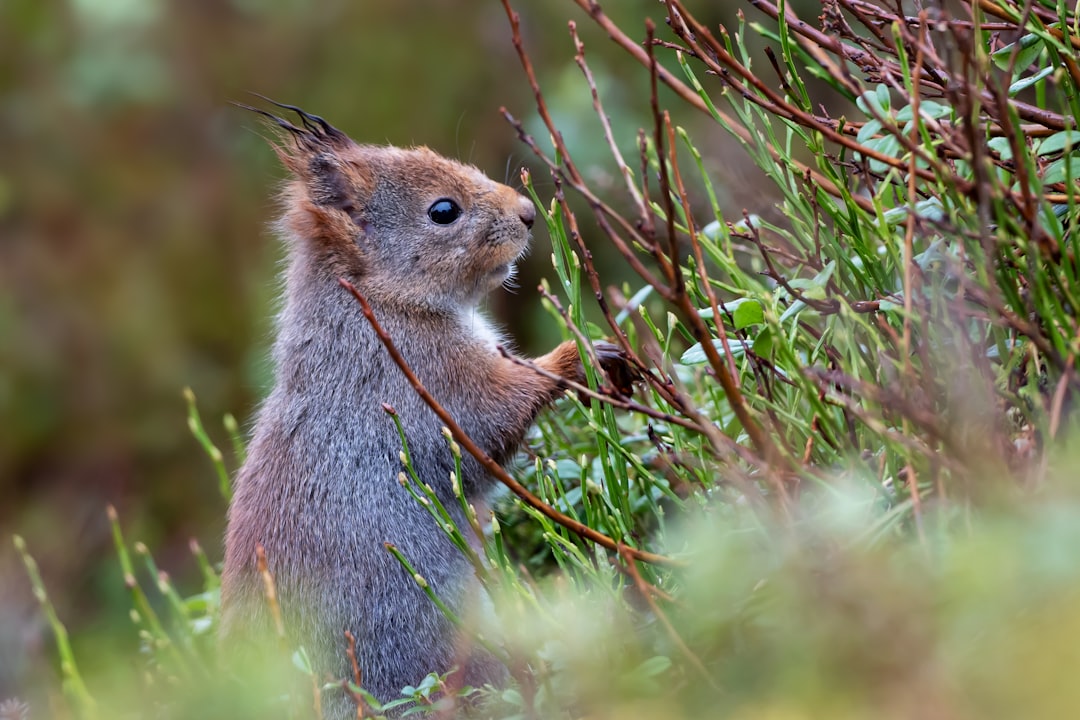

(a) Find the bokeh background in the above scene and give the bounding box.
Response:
[0,0,764,703]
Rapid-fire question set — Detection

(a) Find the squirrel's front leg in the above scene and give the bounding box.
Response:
[531,339,589,393]
[531,339,636,400]
[464,338,630,470]
[478,340,634,464]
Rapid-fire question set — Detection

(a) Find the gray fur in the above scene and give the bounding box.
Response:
[220,117,575,719]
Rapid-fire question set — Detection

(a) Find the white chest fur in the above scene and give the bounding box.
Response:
[462,308,507,352]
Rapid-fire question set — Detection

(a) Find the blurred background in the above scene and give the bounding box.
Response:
[0,0,762,703]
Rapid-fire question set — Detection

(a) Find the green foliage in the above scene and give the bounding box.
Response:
[12,536,95,714]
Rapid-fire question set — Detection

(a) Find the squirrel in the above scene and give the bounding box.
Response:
[219,101,628,717]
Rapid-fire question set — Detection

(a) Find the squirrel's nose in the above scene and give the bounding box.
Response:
[518,197,536,229]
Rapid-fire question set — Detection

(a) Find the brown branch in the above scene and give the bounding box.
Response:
[569,21,648,225]
[255,544,285,640]
[617,544,718,689]
[507,0,794,501]
[543,179,656,389]
[743,219,839,315]
[501,0,683,286]
[535,283,765,475]
[977,0,1080,50]
[647,21,684,297]
[343,630,365,719]
[667,113,738,383]
[338,278,681,568]
[566,0,874,211]
[665,0,952,185]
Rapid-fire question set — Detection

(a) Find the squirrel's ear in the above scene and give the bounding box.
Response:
[239,99,368,221]
[281,190,367,251]
[288,152,371,230]
[280,153,373,247]
[307,154,356,214]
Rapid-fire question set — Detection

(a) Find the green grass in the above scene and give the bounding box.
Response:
[15,1,1080,717]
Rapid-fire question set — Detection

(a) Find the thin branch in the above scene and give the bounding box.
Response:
[617,544,719,689]
[566,0,875,211]
[339,278,681,568]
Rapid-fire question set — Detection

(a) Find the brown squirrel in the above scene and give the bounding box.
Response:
[220,102,626,717]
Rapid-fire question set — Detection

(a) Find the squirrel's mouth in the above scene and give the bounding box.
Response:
[489,236,528,270]
[479,231,528,287]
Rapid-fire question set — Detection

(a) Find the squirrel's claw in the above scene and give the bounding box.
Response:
[593,341,639,399]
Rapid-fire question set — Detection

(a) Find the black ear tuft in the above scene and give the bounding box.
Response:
[233,94,349,152]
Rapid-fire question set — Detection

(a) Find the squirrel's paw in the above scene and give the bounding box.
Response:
[592,341,639,398]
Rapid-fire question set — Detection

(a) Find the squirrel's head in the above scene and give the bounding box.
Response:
[242,99,536,310]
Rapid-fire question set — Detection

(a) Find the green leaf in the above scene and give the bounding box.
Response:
[894,100,950,122]
[864,134,902,173]
[292,648,313,674]
[1009,65,1055,95]
[876,84,890,111]
[795,260,836,299]
[699,297,760,322]
[416,672,440,695]
[856,86,889,116]
[1042,154,1080,185]
[732,300,765,329]
[753,327,775,357]
[913,239,947,269]
[701,219,723,240]
[680,342,706,365]
[585,321,607,339]
[857,119,882,143]
[881,198,945,226]
[501,688,525,706]
[1037,131,1080,157]
[731,213,761,232]
[679,339,750,365]
[991,33,1043,72]
[779,299,808,324]
[635,655,673,678]
[987,136,1014,160]
[615,284,654,326]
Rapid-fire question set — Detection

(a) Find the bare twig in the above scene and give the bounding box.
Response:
[567,0,875,210]
[255,544,285,640]
[617,545,719,689]
[343,630,364,719]
[339,278,681,568]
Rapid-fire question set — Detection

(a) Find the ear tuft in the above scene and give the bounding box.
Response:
[239,98,374,242]
[234,95,351,153]
[235,96,359,182]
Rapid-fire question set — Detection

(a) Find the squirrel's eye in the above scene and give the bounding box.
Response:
[428,199,462,225]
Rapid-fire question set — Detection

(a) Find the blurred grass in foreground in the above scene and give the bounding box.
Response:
[15,452,1080,719]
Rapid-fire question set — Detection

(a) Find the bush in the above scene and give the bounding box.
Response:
[16,0,1080,718]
